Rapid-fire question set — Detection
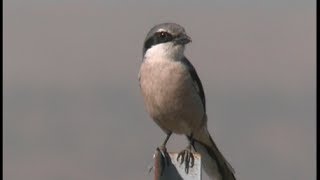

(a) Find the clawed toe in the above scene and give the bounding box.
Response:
[155,146,171,175]
[177,148,195,173]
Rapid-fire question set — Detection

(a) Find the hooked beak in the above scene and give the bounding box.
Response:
[174,34,192,45]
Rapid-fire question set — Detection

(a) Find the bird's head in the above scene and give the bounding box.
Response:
[143,23,191,60]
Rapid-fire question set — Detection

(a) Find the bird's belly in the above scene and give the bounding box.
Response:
[139,60,204,134]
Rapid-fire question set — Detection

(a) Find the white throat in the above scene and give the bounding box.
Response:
[144,42,185,61]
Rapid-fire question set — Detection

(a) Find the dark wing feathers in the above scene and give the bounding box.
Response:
[182,57,206,112]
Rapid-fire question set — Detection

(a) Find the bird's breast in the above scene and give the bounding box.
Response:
[139,58,204,134]
[140,59,190,109]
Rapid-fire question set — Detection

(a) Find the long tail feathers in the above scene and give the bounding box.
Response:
[193,126,236,180]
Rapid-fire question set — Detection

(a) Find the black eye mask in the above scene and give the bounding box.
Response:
[143,31,174,55]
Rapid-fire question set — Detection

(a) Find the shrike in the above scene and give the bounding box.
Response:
[139,23,236,180]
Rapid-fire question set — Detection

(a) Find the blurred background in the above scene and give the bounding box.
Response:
[3,0,316,180]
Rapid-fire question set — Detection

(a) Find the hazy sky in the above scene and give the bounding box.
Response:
[4,1,316,180]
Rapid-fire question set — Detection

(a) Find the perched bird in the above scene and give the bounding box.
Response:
[139,23,236,180]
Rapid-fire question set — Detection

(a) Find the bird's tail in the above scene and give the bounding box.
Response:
[193,119,236,180]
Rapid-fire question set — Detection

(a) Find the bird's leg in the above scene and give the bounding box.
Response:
[158,132,172,165]
[177,134,195,174]
[153,132,172,175]
[158,131,172,153]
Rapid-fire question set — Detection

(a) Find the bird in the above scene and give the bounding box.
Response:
[138,23,236,180]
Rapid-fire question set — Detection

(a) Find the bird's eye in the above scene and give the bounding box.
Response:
[159,32,169,39]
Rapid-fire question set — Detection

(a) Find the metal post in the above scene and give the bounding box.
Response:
[154,150,201,180]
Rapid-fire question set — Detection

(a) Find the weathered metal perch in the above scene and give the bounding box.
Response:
[153,150,202,180]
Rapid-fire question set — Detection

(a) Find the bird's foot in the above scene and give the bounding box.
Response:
[149,146,171,176]
[177,145,195,174]
[158,145,171,166]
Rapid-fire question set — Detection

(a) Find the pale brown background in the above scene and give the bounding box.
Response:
[4,0,316,180]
